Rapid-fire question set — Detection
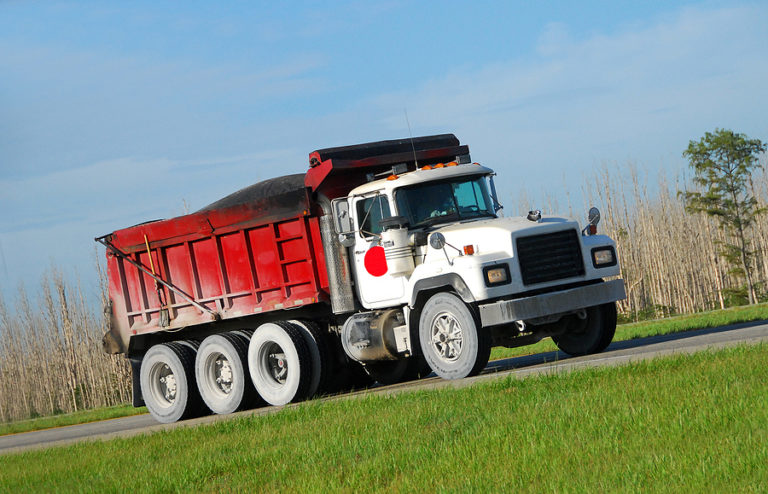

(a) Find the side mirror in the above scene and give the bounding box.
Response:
[583,207,601,236]
[588,207,601,226]
[331,197,353,234]
[429,232,446,250]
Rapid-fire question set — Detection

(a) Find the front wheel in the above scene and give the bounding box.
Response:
[418,292,491,380]
[551,302,617,356]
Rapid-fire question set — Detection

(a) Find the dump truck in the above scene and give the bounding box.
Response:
[96,134,626,423]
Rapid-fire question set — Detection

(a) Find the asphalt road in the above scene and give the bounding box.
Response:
[2,321,767,455]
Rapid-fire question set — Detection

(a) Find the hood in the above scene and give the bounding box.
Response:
[428,215,581,258]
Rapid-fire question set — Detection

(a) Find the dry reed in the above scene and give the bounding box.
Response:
[579,161,768,319]
[0,267,131,423]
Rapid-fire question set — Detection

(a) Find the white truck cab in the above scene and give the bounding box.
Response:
[332,160,625,381]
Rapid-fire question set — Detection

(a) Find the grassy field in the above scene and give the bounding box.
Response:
[0,405,146,437]
[1,344,766,492]
[3,302,768,437]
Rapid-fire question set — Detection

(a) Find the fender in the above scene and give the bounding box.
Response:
[410,273,475,307]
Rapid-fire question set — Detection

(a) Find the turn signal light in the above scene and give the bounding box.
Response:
[463,245,475,255]
[387,174,399,181]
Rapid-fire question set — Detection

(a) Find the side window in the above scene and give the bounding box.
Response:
[356,194,391,237]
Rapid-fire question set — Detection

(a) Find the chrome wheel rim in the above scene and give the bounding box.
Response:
[205,352,233,396]
[430,312,463,362]
[259,342,288,385]
[149,362,177,407]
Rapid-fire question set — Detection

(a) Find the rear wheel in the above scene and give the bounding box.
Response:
[195,333,261,415]
[418,292,491,380]
[290,319,331,398]
[552,303,617,356]
[248,321,313,406]
[140,342,206,423]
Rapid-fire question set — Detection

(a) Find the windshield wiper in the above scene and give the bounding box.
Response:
[460,210,495,219]
[412,213,461,229]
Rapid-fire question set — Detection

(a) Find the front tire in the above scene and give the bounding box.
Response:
[418,292,491,380]
[140,342,206,423]
[248,321,313,406]
[552,303,617,356]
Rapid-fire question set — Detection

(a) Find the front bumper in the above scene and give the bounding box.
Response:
[478,279,626,327]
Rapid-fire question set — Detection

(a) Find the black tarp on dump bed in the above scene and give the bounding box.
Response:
[198,174,307,212]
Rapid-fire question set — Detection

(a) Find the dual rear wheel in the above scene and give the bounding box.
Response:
[140,319,330,422]
[246,321,314,406]
[195,332,260,415]
[140,341,207,424]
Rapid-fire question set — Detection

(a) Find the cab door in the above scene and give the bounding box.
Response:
[351,193,407,308]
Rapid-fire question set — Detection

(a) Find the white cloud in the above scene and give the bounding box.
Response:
[367,3,768,188]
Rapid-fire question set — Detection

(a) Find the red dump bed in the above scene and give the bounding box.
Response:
[102,175,329,346]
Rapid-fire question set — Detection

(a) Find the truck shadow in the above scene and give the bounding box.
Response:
[484,319,768,374]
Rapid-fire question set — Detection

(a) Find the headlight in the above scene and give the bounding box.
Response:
[591,247,617,268]
[483,264,510,286]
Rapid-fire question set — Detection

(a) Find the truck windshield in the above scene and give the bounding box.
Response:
[395,175,495,228]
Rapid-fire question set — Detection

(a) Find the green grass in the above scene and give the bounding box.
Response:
[3,302,768,437]
[2,344,767,492]
[0,405,146,436]
[490,301,768,361]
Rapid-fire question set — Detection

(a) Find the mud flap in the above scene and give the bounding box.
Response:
[129,357,145,408]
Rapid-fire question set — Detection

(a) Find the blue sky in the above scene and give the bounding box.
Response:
[1,0,767,299]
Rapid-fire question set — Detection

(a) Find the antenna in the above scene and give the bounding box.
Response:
[404,109,418,168]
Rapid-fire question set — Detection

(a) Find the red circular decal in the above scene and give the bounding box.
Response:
[364,246,388,277]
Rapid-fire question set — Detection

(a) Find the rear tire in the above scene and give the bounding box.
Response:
[418,292,491,380]
[248,321,313,406]
[195,333,261,415]
[290,319,331,398]
[140,342,207,423]
[552,303,617,356]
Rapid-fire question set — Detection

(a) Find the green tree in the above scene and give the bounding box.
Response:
[681,129,766,305]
